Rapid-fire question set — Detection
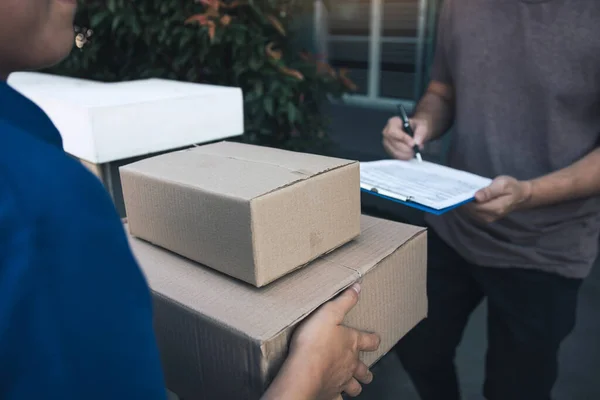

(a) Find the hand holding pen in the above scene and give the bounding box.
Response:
[397,104,423,162]
[382,105,427,162]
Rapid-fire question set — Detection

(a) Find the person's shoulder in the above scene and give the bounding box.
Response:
[0,122,166,399]
[0,119,116,225]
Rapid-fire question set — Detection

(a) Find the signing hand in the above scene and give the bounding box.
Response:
[262,284,381,400]
[465,176,532,223]
[382,116,430,160]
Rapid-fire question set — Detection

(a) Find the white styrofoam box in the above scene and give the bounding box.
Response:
[8,71,103,88]
[8,73,244,164]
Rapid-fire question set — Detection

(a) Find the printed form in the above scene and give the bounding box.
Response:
[360,160,492,211]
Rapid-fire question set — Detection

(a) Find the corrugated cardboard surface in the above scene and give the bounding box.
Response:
[127,215,427,400]
[121,141,361,287]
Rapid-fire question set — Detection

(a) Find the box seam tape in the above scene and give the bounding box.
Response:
[329,229,427,282]
[255,162,357,199]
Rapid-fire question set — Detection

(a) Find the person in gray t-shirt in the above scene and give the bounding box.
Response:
[382,0,600,399]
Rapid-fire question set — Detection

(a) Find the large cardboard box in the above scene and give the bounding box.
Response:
[127,215,427,400]
[121,141,361,287]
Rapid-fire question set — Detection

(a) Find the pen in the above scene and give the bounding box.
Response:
[397,104,423,162]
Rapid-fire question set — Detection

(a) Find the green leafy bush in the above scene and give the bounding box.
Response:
[49,0,355,151]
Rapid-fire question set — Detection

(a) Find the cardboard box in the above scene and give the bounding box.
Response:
[127,215,427,400]
[121,141,361,287]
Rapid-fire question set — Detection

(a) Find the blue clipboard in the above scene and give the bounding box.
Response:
[361,188,474,216]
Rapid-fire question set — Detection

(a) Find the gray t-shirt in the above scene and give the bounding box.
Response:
[425,0,600,278]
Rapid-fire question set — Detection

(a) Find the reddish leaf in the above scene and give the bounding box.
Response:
[265,42,282,61]
[266,15,286,36]
[338,68,358,91]
[221,0,247,8]
[198,0,219,9]
[207,21,216,41]
[316,60,336,77]
[220,14,232,26]
[185,14,210,25]
[279,66,304,81]
[298,51,312,62]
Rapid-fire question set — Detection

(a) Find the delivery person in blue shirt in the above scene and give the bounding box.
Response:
[0,1,380,399]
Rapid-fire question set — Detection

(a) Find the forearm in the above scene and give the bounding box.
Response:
[413,81,455,141]
[522,147,600,209]
[261,355,319,400]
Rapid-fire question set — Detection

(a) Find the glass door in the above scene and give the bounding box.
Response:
[315,0,441,111]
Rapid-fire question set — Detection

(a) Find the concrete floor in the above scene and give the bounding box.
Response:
[326,103,600,400]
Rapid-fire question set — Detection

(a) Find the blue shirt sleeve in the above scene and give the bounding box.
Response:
[0,129,167,399]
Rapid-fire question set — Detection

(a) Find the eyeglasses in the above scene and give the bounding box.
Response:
[74,25,93,49]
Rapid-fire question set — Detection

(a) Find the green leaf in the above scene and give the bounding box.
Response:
[249,55,263,71]
[287,102,298,123]
[90,10,111,27]
[263,97,274,116]
[255,81,264,96]
[268,79,280,94]
[111,14,124,31]
[131,16,142,36]
[107,0,117,13]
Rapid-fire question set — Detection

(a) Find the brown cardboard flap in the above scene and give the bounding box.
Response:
[122,141,355,201]
[192,141,353,176]
[128,234,356,341]
[127,214,428,399]
[127,215,425,341]
[324,218,425,277]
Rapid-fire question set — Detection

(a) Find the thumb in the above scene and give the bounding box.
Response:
[475,179,504,202]
[474,189,487,202]
[325,283,361,323]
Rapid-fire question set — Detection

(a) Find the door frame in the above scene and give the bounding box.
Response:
[315,0,438,112]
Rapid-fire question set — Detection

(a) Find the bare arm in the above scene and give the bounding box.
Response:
[523,147,600,208]
[261,285,380,400]
[261,356,320,400]
[413,80,455,142]
[471,147,600,223]
[382,81,455,160]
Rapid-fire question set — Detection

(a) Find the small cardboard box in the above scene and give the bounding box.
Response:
[121,141,361,287]
[127,215,427,400]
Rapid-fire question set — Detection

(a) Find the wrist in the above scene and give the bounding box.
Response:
[263,353,321,400]
[517,180,534,210]
[411,114,435,144]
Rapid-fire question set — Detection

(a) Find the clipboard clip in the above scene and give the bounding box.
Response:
[366,186,414,203]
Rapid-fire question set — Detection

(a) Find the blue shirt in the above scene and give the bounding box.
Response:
[0,81,167,398]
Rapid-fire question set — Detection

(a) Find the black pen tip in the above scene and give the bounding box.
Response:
[397,104,408,119]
